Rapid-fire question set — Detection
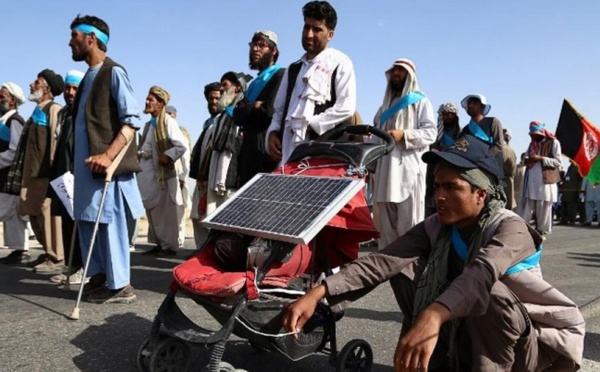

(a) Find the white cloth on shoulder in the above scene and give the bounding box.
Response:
[288,48,337,143]
[210,148,232,195]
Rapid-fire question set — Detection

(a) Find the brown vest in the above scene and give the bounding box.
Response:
[27,101,59,179]
[73,57,140,176]
[540,139,560,184]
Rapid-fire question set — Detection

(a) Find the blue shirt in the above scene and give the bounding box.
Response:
[73,63,144,223]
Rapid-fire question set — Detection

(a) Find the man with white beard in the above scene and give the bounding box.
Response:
[189,82,221,247]
[0,82,30,264]
[206,71,251,213]
[19,70,66,274]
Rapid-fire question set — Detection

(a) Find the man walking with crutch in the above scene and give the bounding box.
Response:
[69,14,144,304]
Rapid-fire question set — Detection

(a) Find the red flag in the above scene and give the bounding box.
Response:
[555,99,600,182]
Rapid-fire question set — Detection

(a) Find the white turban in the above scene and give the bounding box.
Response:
[1,82,25,106]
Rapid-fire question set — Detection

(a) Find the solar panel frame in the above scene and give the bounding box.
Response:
[202,173,365,244]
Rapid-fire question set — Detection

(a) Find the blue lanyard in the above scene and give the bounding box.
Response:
[451,225,542,275]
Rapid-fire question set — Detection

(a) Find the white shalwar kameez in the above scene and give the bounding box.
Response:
[371,62,437,249]
[138,115,187,251]
[517,139,562,234]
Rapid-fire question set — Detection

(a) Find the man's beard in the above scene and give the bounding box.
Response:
[0,101,10,115]
[390,77,405,93]
[28,89,44,103]
[217,88,237,111]
[208,104,220,116]
[249,51,274,71]
[443,117,459,127]
[72,52,86,62]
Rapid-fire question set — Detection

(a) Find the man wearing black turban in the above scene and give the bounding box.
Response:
[16,69,66,274]
[37,69,65,98]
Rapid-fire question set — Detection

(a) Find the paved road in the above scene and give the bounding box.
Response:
[1,222,600,371]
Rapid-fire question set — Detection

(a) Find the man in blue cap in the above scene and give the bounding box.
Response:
[283,135,584,371]
[48,70,86,284]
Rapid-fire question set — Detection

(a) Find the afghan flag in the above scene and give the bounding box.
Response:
[556,99,600,183]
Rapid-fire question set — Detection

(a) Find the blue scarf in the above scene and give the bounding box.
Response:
[451,226,542,275]
[379,91,425,128]
[203,116,216,131]
[245,64,281,104]
[31,106,48,127]
[441,132,456,147]
[467,119,493,145]
[225,105,234,118]
[0,120,10,142]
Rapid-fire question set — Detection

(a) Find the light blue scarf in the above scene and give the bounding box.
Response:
[31,106,48,127]
[467,119,493,145]
[379,91,425,128]
[0,120,10,142]
[245,64,281,104]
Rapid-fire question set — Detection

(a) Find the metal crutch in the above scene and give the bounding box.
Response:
[69,141,132,320]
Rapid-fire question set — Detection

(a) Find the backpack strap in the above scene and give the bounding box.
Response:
[278,61,339,141]
[278,61,303,140]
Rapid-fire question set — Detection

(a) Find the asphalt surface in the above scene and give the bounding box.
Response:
[1,221,600,371]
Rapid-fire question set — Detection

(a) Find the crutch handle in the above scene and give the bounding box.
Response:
[105,140,133,182]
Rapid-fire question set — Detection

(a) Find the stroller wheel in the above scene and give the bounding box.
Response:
[336,339,373,372]
[148,336,192,372]
[136,336,152,372]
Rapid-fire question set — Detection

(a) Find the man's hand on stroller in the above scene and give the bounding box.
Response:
[268,132,283,162]
[282,284,328,339]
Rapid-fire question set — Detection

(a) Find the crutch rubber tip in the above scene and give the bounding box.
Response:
[69,308,80,320]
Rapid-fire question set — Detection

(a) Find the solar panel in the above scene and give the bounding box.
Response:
[203,173,365,244]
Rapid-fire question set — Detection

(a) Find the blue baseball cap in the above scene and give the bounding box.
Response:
[422,134,503,181]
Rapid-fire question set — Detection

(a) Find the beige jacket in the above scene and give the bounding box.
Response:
[325,209,584,369]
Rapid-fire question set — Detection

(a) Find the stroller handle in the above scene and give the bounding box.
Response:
[321,124,396,154]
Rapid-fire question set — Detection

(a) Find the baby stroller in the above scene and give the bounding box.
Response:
[136,125,395,372]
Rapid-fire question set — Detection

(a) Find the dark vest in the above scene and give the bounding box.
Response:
[73,57,140,176]
[540,139,560,184]
[29,101,60,179]
[50,106,75,178]
[0,112,25,186]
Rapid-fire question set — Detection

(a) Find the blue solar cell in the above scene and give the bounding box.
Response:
[203,174,363,244]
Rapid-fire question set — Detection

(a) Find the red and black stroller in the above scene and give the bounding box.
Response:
[136,125,395,372]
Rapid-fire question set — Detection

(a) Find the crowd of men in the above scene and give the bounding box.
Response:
[0,1,588,370]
